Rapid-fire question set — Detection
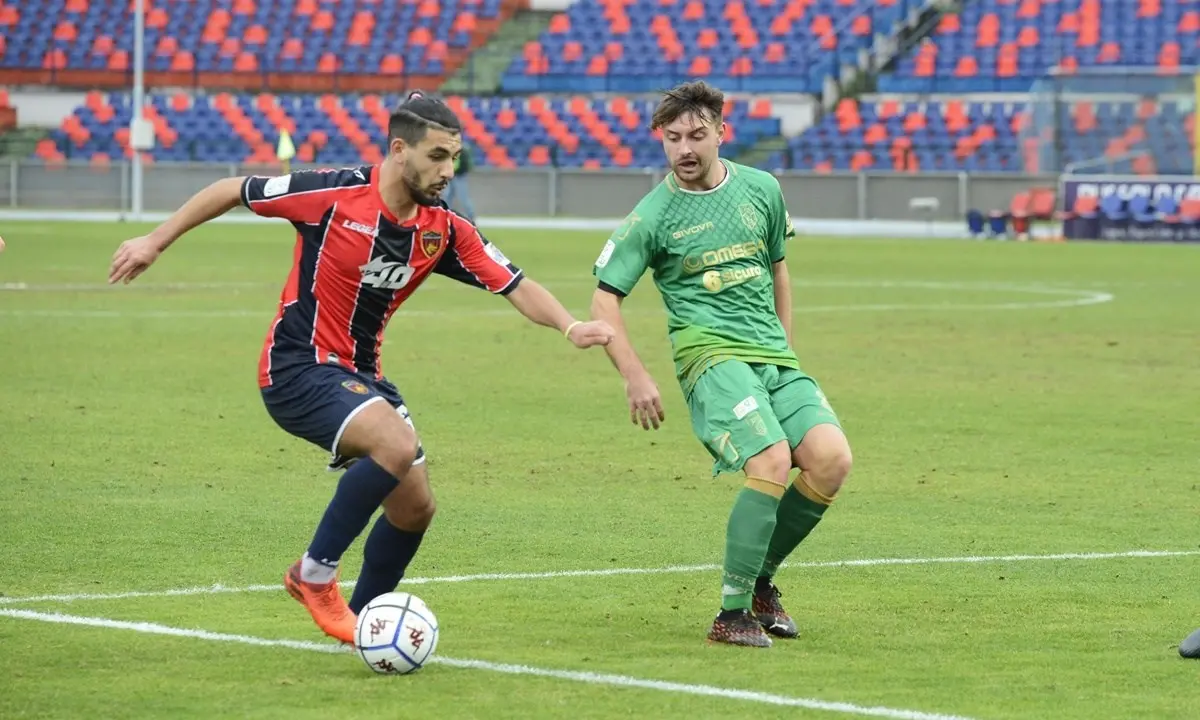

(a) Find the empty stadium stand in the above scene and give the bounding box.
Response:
[0,0,519,90]
[879,0,1200,93]
[500,0,926,94]
[778,97,1026,172]
[37,91,782,169]
[777,95,1195,175]
[8,0,1199,175]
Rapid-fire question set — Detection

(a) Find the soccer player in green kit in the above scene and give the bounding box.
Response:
[590,81,853,648]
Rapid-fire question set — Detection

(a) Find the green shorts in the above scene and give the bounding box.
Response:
[686,360,841,476]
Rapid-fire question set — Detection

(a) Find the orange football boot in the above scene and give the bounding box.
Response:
[284,559,358,645]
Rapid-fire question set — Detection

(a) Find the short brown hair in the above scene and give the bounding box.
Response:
[650,81,725,131]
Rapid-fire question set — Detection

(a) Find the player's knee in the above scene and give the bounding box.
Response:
[371,434,420,479]
[748,442,792,486]
[385,493,436,531]
[809,444,853,496]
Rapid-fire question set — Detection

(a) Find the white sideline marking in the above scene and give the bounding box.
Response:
[0,608,977,720]
[0,281,269,291]
[0,283,1114,319]
[2,549,1194,607]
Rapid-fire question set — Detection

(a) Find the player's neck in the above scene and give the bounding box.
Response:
[377,162,420,222]
[673,158,727,193]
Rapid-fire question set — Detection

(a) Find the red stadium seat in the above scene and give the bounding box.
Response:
[528,145,551,166]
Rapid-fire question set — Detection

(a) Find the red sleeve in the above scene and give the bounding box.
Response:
[433,214,524,294]
[240,168,368,224]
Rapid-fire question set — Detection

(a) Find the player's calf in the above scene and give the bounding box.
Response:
[296,401,419,594]
[381,467,437,531]
[745,425,852,638]
[713,442,790,646]
[348,462,437,614]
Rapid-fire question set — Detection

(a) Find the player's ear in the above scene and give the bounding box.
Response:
[717,121,726,145]
[388,136,407,158]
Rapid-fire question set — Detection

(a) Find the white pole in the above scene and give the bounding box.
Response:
[131,0,144,220]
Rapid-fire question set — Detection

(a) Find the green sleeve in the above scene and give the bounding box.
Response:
[592,210,655,295]
[767,184,795,263]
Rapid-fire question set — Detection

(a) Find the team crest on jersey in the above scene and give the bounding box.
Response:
[341,379,370,395]
[420,230,443,257]
[738,203,761,231]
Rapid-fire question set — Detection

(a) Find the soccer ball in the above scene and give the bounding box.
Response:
[354,591,440,675]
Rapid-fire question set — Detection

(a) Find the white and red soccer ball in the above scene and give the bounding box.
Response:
[354,592,439,675]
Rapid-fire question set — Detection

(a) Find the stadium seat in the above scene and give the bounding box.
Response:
[41,92,781,169]
[501,0,930,94]
[787,98,1027,173]
[784,94,1196,175]
[879,0,1200,92]
[0,0,511,85]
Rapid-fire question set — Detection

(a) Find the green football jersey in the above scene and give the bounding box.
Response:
[593,159,799,396]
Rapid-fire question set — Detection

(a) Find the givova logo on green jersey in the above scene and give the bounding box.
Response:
[671,221,715,240]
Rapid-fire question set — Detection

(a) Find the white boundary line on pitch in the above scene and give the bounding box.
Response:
[2,549,1195,607]
[0,278,1114,294]
[0,207,1049,240]
[0,281,1115,318]
[0,608,977,720]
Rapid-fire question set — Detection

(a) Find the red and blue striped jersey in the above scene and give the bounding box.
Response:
[241,164,523,388]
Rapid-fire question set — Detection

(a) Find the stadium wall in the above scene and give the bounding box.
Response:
[0,161,1056,224]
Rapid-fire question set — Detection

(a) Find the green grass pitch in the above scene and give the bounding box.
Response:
[0,221,1197,719]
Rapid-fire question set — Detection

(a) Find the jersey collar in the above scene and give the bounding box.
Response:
[669,158,731,195]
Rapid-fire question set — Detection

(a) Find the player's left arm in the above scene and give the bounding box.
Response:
[435,216,614,348]
[772,260,792,347]
[767,182,797,346]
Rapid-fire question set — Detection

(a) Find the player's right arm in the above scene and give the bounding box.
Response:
[108,176,243,284]
[589,210,665,430]
[109,170,350,285]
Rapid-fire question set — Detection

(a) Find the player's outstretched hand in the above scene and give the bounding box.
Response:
[109,235,162,285]
[566,320,615,349]
[0,235,6,252]
[625,373,664,430]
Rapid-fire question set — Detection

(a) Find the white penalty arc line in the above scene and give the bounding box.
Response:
[0,608,977,720]
[2,549,1195,607]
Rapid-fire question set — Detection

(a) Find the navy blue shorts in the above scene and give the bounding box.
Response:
[261,363,425,472]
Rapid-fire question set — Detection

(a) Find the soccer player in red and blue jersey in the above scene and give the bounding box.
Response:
[108,92,614,644]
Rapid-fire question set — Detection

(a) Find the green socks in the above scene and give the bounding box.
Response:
[760,480,831,579]
[721,485,781,611]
